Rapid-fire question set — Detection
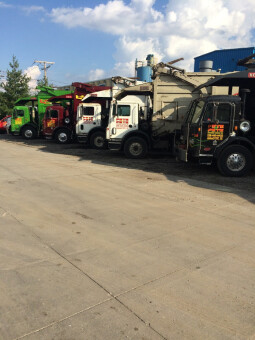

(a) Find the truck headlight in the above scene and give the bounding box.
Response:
[240,120,251,133]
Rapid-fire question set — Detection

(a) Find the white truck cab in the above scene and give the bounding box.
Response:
[76,77,145,149]
[107,94,152,157]
[76,102,108,148]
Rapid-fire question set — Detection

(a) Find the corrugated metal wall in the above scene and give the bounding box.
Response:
[194,47,255,73]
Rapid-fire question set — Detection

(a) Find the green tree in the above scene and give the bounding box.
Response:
[37,77,54,88]
[0,56,30,117]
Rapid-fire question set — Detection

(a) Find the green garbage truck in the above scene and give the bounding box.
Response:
[11,86,72,139]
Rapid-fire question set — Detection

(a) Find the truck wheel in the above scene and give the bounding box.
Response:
[22,126,36,139]
[55,129,71,144]
[124,137,148,159]
[90,131,106,149]
[217,145,253,177]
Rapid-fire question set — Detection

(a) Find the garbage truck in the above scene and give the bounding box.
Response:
[11,86,72,139]
[42,83,111,143]
[177,68,255,176]
[76,77,145,149]
[106,63,227,158]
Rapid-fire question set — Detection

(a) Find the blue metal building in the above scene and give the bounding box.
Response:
[194,47,255,73]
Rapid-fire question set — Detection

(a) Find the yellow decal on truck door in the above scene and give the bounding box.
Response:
[207,124,224,140]
[15,118,22,124]
[47,119,56,128]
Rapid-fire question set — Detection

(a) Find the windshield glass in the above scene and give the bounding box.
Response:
[50,110,58,119]
[191,101,205,124]
[13,109,24,118]
[83,106,94,116]
[185,102,196,123]
[117,105,130,116]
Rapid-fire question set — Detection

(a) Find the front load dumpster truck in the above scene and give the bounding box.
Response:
[106,63,227,158]
[42,83,111,144]
[177,68,255,176]
[11,86,72,139]
[76,77,145,149]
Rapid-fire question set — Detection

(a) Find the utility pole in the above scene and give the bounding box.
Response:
[34,60,55,85]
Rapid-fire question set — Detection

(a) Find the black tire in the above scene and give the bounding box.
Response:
[55,129,71,144]
[217,145,253,177]
[90,131,106,149]
[22,126,36,140]
[124,136,148,159]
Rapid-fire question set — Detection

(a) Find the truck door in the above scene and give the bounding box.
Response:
[11,108,26,133]
[179,100,205,159]
[43,109,59,135]
[199,102,232,156]
[77,104,101,135]
[109,103,138,140]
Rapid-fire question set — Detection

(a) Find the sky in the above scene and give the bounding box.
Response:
[1,0,255,90]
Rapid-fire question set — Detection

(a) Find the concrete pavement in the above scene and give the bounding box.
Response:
[0,138,255,339]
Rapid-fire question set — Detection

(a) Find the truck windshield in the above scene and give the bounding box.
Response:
[117,105,130,116]
[13,109,24,118]
[191,101,205,124]
[45,110,58,119]
[82,107,94,116]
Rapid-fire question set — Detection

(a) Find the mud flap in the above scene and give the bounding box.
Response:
[178,148,188,162]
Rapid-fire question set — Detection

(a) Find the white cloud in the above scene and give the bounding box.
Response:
[113,36,163,76]
[88,69,106,81]
[0,1,12,8]
[24,66,41,92]
[49,0,255,75]
[22,6,45,15]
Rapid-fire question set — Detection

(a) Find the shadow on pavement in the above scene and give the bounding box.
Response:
[1,134,255,204]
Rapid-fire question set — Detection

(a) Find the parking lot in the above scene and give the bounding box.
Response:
[0,134,255,340]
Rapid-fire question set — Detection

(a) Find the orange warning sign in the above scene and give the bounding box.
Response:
[207,124,224,140]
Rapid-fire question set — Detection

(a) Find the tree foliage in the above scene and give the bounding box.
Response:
[37,77,54,88]
[0,56,30,117]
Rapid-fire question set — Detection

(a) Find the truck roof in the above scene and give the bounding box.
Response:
[197,95,241,103]
[14,97,37,105]
[48,94,74,102]
[194,68,255,91]
[115,83,152,100]
[72,82,111,93]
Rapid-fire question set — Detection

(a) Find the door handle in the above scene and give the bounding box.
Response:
[93,122,96,125]
[129,125,132,128]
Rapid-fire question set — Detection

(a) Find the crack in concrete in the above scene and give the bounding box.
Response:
[3,211,167,340]
[13,298,113,340]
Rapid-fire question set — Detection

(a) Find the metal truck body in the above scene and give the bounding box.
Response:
[177,68,255,176]
[42,83,111,143]
[11,87,72,139]
[76,77,145,149]
[106,64,227,158]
